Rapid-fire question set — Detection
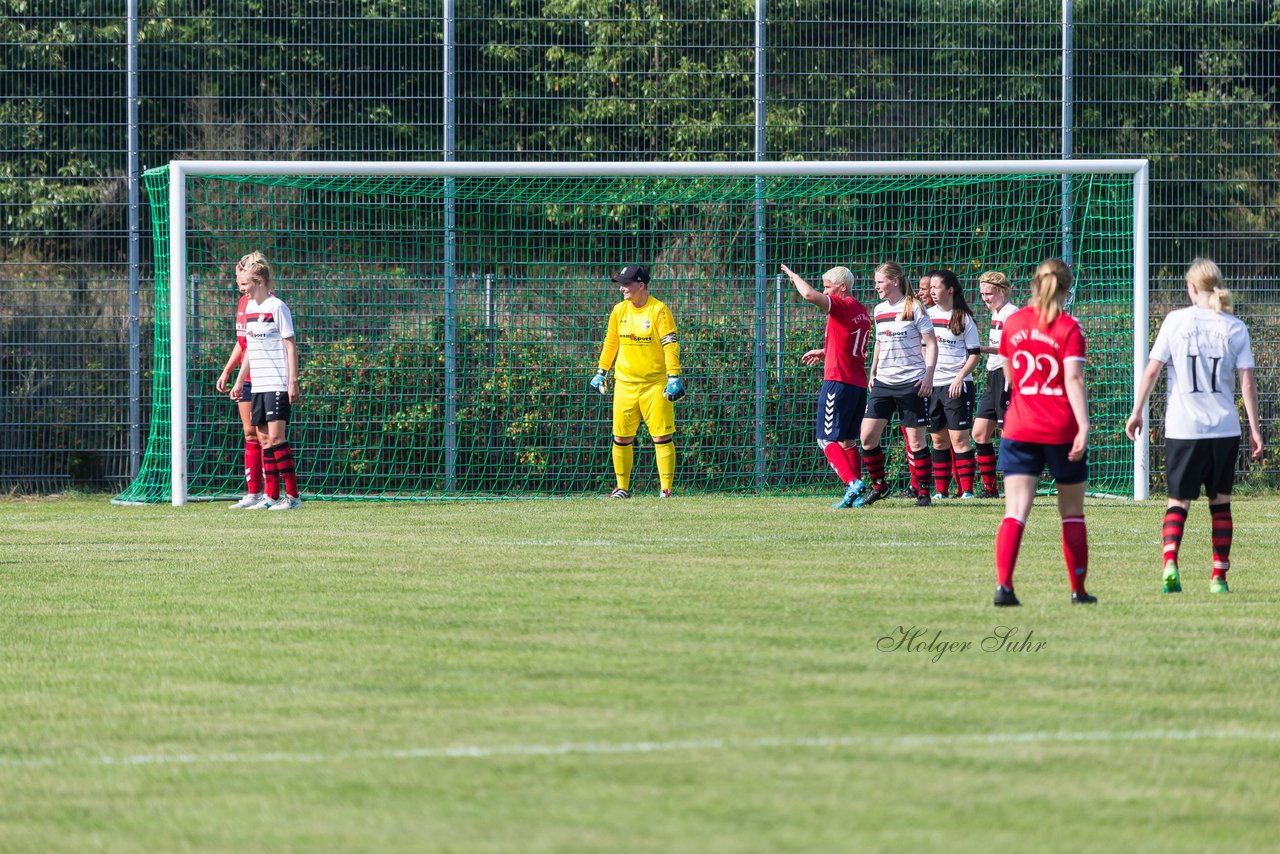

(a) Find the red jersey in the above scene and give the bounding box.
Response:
[824,293,872,387]
[998,306,1087,445]
[234,294,251,382]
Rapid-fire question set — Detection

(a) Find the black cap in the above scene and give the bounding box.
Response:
[611,264,650,285]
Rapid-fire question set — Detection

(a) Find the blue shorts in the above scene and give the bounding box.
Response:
[999,438,1088,485]
[815,380,867,442]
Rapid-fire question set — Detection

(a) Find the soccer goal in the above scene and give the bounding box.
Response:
[114,159,1148,506]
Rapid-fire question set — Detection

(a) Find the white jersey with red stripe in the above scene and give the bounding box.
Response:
[983,301,1019,372]
[243,295,296,393]
[927,305,980,386]
[871,298,935,386]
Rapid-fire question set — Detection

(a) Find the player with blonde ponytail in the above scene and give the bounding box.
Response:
[1126,257,1263,595]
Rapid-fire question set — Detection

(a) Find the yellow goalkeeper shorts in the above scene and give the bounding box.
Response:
[613,379,675,438]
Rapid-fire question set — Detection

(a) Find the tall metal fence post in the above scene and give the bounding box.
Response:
[1061,0,1075,272]
[126,0,141,478]
[442,0,458,492]
[752,0,767,490]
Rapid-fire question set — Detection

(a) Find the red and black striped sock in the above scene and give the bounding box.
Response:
[864,445,886,483]
[1210,502,1232,578]
[262,445,280,500]
[975,442,998,493]
[274,442,299,499]
[909,446,933,497]
[954,449,977,495]
[1161,505,1188,567]
[931,448,953,496]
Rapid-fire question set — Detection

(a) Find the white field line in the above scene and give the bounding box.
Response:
[2,728,1278,770]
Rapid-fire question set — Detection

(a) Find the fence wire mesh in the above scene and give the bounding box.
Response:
[2,1,1278,493]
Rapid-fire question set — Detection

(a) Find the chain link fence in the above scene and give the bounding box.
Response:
[3,1,1278,493]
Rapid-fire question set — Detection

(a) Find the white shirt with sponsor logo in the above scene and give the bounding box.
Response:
[243,295,296,394]
[1148,306,1254,440]
[984,301,1019,372]
[927,305,981,386]
[871,298,935,386]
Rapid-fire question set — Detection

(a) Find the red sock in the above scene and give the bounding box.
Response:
[843,445,863,481]
[823,442,857,484]
[995,516,1026,589]
[1062,516,1089,594]
[245,439,264,494]
[864,445,886,483]
[931,448,953,496]
[954,449,976,494]
[975,442,998,493]
[1210,502,1232,578]
[262,445,280,500]
[909,446,933,498]
[1162,505,1187,567]
[274,442,299,499]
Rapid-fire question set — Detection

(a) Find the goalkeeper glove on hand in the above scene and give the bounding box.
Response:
[663,375,686,401]
[590,368,608,394]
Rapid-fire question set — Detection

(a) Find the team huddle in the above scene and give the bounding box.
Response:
[214,252,1263,607]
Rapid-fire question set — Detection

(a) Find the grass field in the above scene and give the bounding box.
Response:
[3,493,1279,852]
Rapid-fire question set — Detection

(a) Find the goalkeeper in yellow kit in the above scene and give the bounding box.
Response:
[591,264,685,498]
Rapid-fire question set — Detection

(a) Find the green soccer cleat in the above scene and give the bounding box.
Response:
[1162,560,1182,594]
[1210,575,1230,594]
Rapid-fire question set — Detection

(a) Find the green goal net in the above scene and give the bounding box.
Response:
[115,163,1141,503]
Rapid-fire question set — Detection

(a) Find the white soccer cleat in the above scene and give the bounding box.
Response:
[267,495,302,511]
[230,492,265,509]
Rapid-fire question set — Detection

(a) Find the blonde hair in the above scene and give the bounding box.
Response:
[1185,257,1232,313]
[978,270,1010,292]
[1030,259,1072,327]
[236,251,272,286]
[823,266,854,292]
[876,261,915,320]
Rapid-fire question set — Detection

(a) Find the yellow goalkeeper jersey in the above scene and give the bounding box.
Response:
[597,296,681,385]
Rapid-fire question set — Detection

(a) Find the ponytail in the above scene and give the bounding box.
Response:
[1186,257,1232,313]
[1030,258,1072,328]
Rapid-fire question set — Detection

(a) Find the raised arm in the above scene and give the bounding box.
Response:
[781,264,831,312]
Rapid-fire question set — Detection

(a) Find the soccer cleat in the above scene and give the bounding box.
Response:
[1210,575,1230,594]
[977,488,1000,499]
[267,495,302,511]
[896,487,918,500]
[960,491,976,500]
[659,489,674,499]
[852,480,890,508]
[915,492,932,507]
[832,479,865,509]
[1071,591,1098,605]
[931,492,948,501]
[609,488,631,499]
[244,496,276,510]
[993,585,1021,607]
[230,492,264,509]
[1162,560,1182,594]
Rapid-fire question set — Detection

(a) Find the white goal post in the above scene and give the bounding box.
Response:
[164,158,1149,505]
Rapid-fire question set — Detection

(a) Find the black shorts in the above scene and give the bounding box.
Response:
[1165,436,1239,501]
[815,380,867,443]
[928,381,976,432]
[250,390,292,427]
[999,438,1088,485]
[975,369,1009,423]
[865,380,929,428]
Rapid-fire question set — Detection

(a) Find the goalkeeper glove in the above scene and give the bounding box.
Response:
[663,375,686,401]
[590,368,608,394]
